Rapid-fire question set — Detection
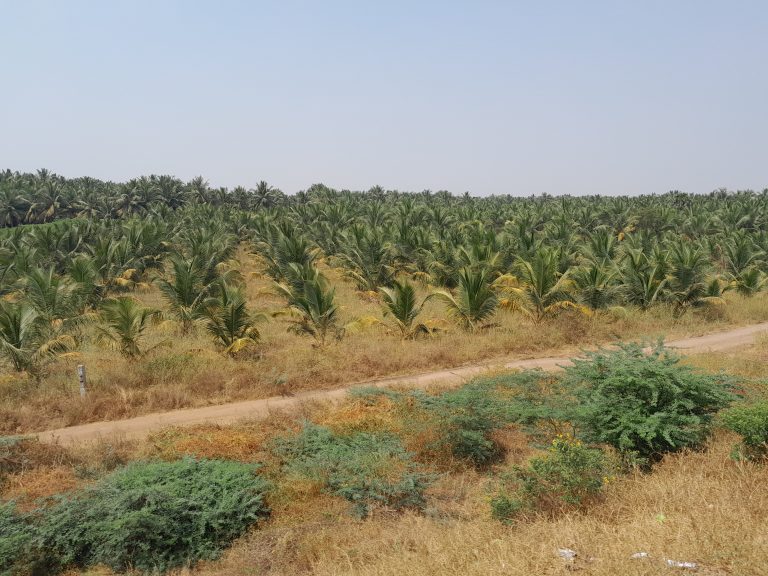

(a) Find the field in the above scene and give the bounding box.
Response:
[2,342,767,575]
[1,170,768,575]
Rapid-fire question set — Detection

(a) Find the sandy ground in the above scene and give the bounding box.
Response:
[35,322,768,445]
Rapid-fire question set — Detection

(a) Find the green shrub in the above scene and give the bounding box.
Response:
[720,400,768,460]
[38,458,270,573]
[491,437,614,523]
[489,492,525,523]
[273,423,434,518]
[562,343,735,464]
[352,372,562,467]
[0,502,37,576]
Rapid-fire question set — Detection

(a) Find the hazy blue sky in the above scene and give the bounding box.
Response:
[2,1,767,195]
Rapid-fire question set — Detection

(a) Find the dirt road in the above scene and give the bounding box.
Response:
[35,322,768,445]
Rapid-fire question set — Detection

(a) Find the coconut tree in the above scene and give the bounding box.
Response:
[620,249,668,311]
[571,261,621,311]
[732,267,767,297]
[203,284,266,355]
[499,249,581,323]
[67,256,105,308]
[720,233,766,296]
[96,297,164,359]
[156,255,220,334]
[252,181,284,209]
[22,267,89,333]
[0,301,74,375]
[666,242,723,315]
[276,271,343,346]
[259,229,318,283]
[338,226,397,292]
[378,279,436,339]
[0,188,31,227]
[433,268,498,331]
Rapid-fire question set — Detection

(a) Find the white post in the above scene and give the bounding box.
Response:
[77,364,87,398]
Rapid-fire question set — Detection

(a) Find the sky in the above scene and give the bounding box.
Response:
[2,0,767,196]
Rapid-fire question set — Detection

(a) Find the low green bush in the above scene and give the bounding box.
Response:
[0,502,37,576]
[491,437,614,523]
[562,343,735,465]
[38,458,270,573]
[720,400,768,460]
[272,423,434,518]
[351,371,561,467]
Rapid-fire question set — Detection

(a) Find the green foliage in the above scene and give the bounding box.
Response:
[276,269,343,346]
[378,279,435,339]
[620,248,668,311]
[259,228,317,283]
[5,171,768,361]
[352,371,563,467]
[96,296,164,358]
[38,458,270,573]
[272,423,434,518]
[422,383,512,466]
[0,300,74,375]
[433,267,498,331]
[156,254,218,334]
[491,437,613,523]
[488,493,525,523]
[571,260,621,311]
[563,343,735,464]
[0,502,37,576]
[339,226,397,291]
[720,400,768,460]
[203,284,266,355]
[501,248,582,322]
[666,241,723,315]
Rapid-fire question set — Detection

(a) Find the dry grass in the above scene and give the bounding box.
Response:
[141,413,301,463]
[686,335,768,383]
[1,465,85,511]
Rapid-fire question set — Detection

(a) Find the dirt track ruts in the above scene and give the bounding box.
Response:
[35,322,768,445]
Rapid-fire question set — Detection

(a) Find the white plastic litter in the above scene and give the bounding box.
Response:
[557,548,577,560]
[630,552,650,559]
[665,559,698,570]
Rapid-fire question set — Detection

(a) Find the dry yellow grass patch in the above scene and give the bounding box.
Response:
[141,414,300,463]
[315,396,403,436]
[1,465,84,511]
[686,334,768,387]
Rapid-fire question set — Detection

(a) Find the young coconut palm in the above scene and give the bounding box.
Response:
[23,267,85,330]
[499,249,583,323]
[731,267,767,297]
[571,260,621,311]
[620,248,668,311]
[666,242,724,315]
[156,255,219,334]
[378,279,436,339]
[433,267,498,331]
[0,301,74,376]
[67,256,105,308]
[203,284,266,356]
[276,272,343,346]
[96,297,164,359]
